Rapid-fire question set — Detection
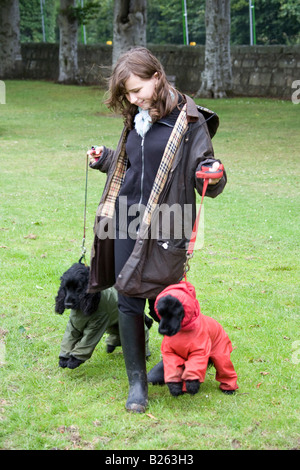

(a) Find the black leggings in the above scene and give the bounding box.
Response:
[114,235,155,317]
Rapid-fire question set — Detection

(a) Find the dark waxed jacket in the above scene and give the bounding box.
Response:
[88,95,227,299]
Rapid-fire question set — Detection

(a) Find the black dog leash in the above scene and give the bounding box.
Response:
[80,153,89,265]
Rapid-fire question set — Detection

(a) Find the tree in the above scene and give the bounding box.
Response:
[58,0,79,83]
[112,0,147,65]
[196,0,232,98]
[0,0,22,78]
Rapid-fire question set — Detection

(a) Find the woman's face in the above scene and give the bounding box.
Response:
[125,73,158,110]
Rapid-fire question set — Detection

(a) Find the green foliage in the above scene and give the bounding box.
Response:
[60,0,100,24]
[82,0,114,44]
[231,0,300,45]
[18,0,300,45]
[0,81,299,450]
[147,0,205,45]
[20,0,58,43]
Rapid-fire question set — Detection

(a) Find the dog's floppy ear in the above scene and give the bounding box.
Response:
[55,279,66,314]
[80,291,101,316]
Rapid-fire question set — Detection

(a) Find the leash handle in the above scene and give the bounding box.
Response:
[196,163,224,180]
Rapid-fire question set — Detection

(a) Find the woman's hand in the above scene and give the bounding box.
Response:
[208,161,222,185]
[87,146,103,165]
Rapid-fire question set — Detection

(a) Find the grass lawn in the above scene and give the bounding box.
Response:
[0,80,299,450]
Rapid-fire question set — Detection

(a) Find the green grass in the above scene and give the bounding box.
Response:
[0,81,299,450]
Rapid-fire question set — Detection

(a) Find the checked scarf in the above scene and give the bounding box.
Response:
[99,104,188,225]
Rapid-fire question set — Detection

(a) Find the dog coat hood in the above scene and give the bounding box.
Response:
[154,281,201,331]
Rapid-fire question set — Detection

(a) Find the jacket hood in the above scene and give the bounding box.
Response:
[154,281,201,331]
[185,94,219,138]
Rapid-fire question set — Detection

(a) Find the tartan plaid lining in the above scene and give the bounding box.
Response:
[99,131,128,219]
[99,104,188,224]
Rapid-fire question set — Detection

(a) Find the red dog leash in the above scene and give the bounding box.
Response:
[185,164,224,276]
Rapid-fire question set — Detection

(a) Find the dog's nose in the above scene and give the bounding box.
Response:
[159,326,176,337]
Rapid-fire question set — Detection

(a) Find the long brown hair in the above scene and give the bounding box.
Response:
[105,47,179,128]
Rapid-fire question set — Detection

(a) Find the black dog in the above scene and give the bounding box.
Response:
[156,295,199,396]
[55,262,120,369]
[55,261,153,369]
[152,281,238,396]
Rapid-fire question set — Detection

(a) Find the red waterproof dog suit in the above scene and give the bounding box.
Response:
[154,281,238,392]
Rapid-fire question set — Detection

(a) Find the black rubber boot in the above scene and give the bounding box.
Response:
[147,360,165,385]
[118,311,148,413]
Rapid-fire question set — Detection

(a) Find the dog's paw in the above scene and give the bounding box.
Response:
[186,379,200,395]
[167,382,183,397]
[59,357,69,368]
[67,356,85,369]
[106,344,116,353]
[145,314,154,329]
[221,389,236,395]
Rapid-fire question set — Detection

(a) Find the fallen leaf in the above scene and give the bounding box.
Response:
[93,420,102,427]
[260,371,269,376]
[0,328,8,338]
[24,233,37,239]
[146,413,159,420]
[232,439,242,449]
[256,382,263,389]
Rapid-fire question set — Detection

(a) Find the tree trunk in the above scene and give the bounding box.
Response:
[58,0,79,83]
[0,0,22,78]
[112,0,147,66]
[196,0,232,99]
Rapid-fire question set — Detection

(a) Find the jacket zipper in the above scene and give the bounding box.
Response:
[137,136,145,232]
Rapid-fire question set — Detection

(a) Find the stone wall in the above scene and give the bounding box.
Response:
[17,43,300,99]
[231,45,299,99]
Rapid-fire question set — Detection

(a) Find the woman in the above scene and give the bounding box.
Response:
[87,47,227,413]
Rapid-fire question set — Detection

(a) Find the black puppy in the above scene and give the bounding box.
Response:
[55,262,120,369]
[152,281,238,396]
[156,295,199,396]
[55,261,153,369]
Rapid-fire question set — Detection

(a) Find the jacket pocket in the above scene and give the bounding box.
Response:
[141,239,187,286]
